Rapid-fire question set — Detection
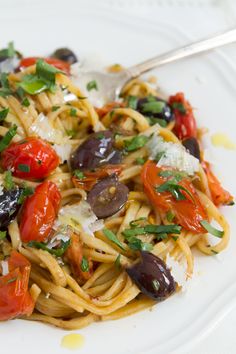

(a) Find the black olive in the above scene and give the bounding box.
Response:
[0,188,22,229]
[70,130,122,171]
[87,176,129,219]
[137,96,174,124]
[126,251,176,301]
[182,137,200,160]
[51,48,78,64]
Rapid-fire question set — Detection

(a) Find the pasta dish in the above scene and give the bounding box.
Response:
[0,43,233,330]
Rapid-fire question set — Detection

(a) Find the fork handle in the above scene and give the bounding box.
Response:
[127,28,236,78]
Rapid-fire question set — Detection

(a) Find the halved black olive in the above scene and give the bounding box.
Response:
[0,188,22,229]
[137,96,174,124]
[70,130,122,171]
[182,137,200,160]
[87,176,129,219]
[126,251,176,301]
[51,48,78,64]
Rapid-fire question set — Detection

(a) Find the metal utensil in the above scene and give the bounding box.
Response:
[74,28,236,106]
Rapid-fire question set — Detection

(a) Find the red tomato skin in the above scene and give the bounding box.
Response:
[20,181,61,242]
[0,251,34,321]
[19,57,70,74]
[2,137,60,180]
[141,161,208,233]
[169,92,197,140]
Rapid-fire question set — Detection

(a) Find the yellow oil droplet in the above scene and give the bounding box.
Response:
[61,333,85,350]
[211,133,236,150]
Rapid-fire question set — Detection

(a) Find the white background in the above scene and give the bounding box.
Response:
[1,1,236,353]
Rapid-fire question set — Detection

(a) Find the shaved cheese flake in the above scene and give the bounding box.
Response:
[146,135,199,175]
[29,113,68,144]
[166,254,188,291]
[53,143,72,163]
[58,200,104,236]
[1,260,9,276]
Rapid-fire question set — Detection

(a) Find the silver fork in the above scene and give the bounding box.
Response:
[74,28,236,106]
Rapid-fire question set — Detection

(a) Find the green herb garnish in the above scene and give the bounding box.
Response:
[0,124,17,152]
[166,211,175,223]
[127,96,138,110]
[172,102,186,114]
[0,108,9,122]
[86,80,98,91]
[3,170,14,190]
[73,170,85,180]
[0,231,6,240]
[125,135,149,152]
[22,97,30,107]
[17,186,34,204]
[142,100,165,114]
[52,105,60,112]
[103,229,125,250]
[70,108,77,117]
[115,254,121,269]
[0,42,15,59]
[200,220,224,238]
[81,256,89,272]
[135,157,146,165]
[28,239,70,257]
[18,164,30,173]
[7,277,17,284]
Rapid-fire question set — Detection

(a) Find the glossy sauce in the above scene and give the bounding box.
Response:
[61,333,85,350]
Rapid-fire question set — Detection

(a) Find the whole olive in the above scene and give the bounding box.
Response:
[70,130,122,171]
[87,176,129,219]
[182,137,200,160]
[51,48,78,64]
[126,251,176,301]
[0,188,23,229]
[137,96,174,124]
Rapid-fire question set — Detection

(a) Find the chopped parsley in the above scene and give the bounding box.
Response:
[18,59,63,95]
[21,97,30,107]
[0,231,6,240]
[135,157,146,165]
[115,254,121,269]
[52,105,60,112]
[126,96,138,110]
[0,124,17,153]
[73,170,85,180]
[66,129,77,138]
[103,228,125,250]
[0,42,15,59]
[124,135,149,152]
[28,239,70,257]
[86,80,98,91]
[18,164,30,173]
[3,170,14,190]
[80,256,89,272]
[200,220,224,238]
[171,102,186,114]
[18,186,34,204]
[70,108,77,117]
[0,108,9,121]
[7,277,17,284]
[166,211,175,223]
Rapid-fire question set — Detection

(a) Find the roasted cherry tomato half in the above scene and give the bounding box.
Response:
[141,160,208,233]
[2,137,60,180]
[65,233,93,283]
[0,251,34,321]
[19,57,70,74]
[169,92,197,140]
[202,161,234,206]
[20,181,61,243]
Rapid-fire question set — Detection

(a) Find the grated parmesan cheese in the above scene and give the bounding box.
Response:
[58,200,104,236]
[29,113,68,145]
[146,134,199,175]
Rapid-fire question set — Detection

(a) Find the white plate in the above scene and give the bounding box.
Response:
[0,2,236,354]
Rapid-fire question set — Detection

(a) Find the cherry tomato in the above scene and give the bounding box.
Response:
[0,251,34,320]
[169,92,197,140]
[72,164,123,191]
[20,181,61,242]
[19,57,70,74]
[2,137,60,180]
[65,233,93,282]
[202,161,234,206]
[141,160,208,233]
